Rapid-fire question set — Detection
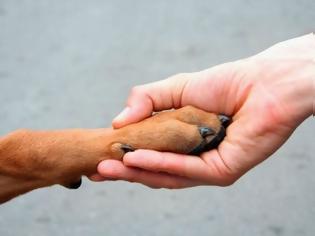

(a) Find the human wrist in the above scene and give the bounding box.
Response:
[303,33,315,116]
[264,33,315,120]
[289,58,314,120]
[283,33,315,119]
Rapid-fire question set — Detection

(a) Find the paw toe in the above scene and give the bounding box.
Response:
[198,126,215,138]
[120,144,135,153]
[218,115,231,128]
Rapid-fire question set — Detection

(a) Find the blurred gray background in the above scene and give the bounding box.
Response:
[0,0,314,235]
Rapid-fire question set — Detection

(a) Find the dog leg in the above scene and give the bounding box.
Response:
[0,106,230,203]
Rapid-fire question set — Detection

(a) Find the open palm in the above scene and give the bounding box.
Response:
[92,34,314,188]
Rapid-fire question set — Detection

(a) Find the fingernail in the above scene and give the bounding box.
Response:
[113,107,131,124]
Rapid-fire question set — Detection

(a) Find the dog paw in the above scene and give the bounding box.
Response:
[110,106,231,157]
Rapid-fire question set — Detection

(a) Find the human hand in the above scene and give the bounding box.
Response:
[91,34,315,188]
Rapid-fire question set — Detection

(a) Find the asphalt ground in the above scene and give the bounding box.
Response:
[0,1,314,235]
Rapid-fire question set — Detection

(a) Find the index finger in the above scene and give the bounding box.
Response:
[122,149,237,186]
[112,74,191,128]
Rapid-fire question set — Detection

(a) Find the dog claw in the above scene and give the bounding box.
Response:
[121,144,135,153]
[189,115,231,155]
[205,126,226,150]
[198,126,215,138]
[218,115,231,128]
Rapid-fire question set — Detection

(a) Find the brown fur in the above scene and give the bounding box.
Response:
[0,106,222,203]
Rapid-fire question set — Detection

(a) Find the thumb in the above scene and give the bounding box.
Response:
[112,62,236,128]
[112,73,192,128]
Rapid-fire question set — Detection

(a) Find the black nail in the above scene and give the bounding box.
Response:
[218,115,231,128]
[121,144,135,153]
[198,126,215,138]
[205,126,226,150]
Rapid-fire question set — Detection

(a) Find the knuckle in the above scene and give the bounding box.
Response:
[215,176,238,187]
[171,72,189,81]
[130,85,144,96]
[125,173,137,183]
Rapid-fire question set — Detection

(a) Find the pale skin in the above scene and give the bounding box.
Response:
[92,33,315,188]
